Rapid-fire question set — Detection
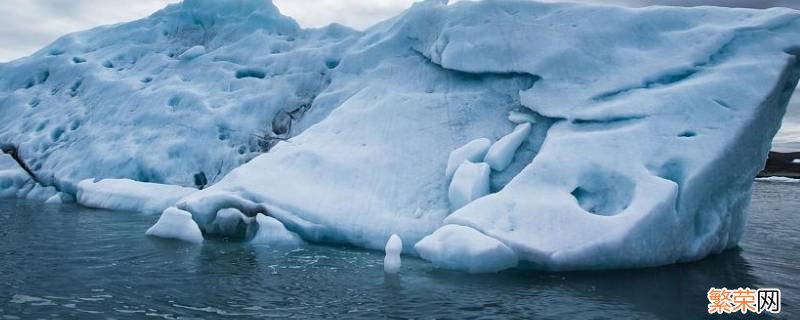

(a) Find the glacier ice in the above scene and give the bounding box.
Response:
[384,234,403,274]
[415,225,518,273]
[145,207,204,244]
[448,161,491,210]
[77,179,198,214]
[2,0,800,271]
[445,138,492,178]
[484,123,532,172]
[178,45,206,61]
[251,214,304,248]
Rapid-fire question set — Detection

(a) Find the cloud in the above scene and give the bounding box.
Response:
[0,0,177,62]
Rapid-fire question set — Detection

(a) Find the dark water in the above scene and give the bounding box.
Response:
[0,182,797,319]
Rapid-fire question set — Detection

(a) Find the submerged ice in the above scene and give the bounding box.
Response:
[2,0,800,272]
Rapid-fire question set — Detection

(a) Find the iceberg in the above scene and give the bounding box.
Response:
[1,0,799,271]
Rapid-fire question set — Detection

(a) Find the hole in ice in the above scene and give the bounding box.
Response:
[37,70,50,84]
[102,61,114,69]
[72,57,87,64]
[69,80,83,97]
[325,59,340,69]
[217,126,230,141]
[69,120,81,131]
[49,49,65,56]
[194,172,208,190]
[168,96,182,108]
[51,127,65,141]
[205,208,253,240]
[29,98,40,108]
[36,121,48,132]
[571,171,634,216]
[235,68,267,79]
[141,77,153,83]
[678,131,696,138]
[271,111,292,136]
[237,145,247,155]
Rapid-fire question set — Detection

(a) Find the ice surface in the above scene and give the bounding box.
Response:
[508,110,538,125]
[2,0,800,271]
[446,138,492,177]
[178,45,206,61]
[77,179,197,214]
[0,169,30,199]
[384,234,403,274]
[251,214,304,247]
[448,161,491,210]
[415,225,518,273]
[0,0,356,193]
[484,123,532,172]
[146,207,204,243]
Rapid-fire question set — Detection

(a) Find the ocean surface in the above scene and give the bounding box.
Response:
[0,181,797,319]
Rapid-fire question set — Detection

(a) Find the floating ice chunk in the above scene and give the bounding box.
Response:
[77,179,198,214]
[251,214,304,247]
[484,123,532,171]
[449,161,491,210]
[178,45,206,61]
[415,225,517,273]
[384,234,403,274]
[146,207,204,243]
[446,138,492,178]
[508,110,538,125]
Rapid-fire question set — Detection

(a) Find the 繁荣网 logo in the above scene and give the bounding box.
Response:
[707,287,781,314]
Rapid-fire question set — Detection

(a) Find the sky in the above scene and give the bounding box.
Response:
[0,0,798,150]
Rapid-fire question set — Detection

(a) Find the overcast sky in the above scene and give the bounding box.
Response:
[2,0,800,62]
[0,0,798,149]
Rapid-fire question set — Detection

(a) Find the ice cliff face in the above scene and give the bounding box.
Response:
[2,0,799,272]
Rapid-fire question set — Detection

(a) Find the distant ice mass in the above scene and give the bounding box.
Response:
[1,0,799,272]
[755,176,800,183]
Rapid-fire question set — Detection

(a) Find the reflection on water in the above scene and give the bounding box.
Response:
[0,182,797,319]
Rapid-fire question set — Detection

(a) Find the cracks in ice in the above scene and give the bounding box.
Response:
[591,21,796,102]
[569,115,647,131]
[1,144,42,185]
[409,48,541,87]
[591,68,700,101]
